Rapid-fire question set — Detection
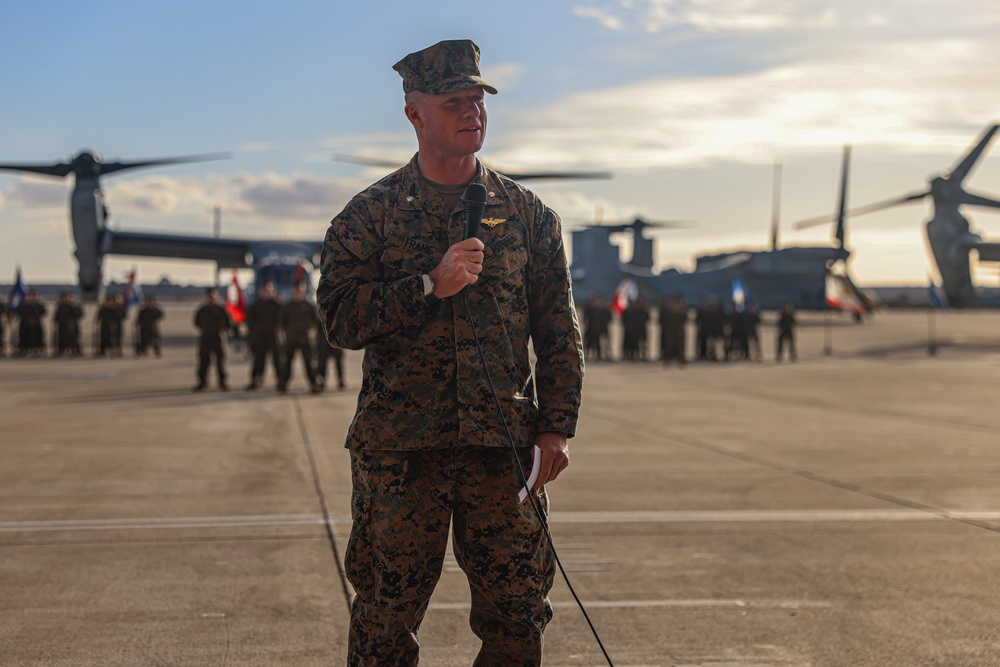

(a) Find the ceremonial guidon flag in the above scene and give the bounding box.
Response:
[731,277,751,313]
[225,270,247,325]
[928,278,947,309]
[122,269,143,312]
[611,278,637,316]
[8,266,26,315]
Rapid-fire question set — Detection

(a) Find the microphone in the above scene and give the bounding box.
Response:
[463,183,487,240]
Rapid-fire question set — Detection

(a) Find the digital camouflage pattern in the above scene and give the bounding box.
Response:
[317,156,584,452]
[246,296,281,338]
[279,299,319,345]
[346,446,554,666]
[193,302,229,385]
[246,296,281,386]
[393,39,498,96]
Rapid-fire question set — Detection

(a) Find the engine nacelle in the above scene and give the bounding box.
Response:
[70,183,106,301]
[926,212,976,307]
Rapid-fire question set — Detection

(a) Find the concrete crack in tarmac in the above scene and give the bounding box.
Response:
[586,404,1000,537]
[292,395,354,613]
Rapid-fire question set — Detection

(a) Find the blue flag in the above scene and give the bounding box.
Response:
[8,267,26,315]
[123,269,143,312]
[731,277,750,313]
[928,279,947,309]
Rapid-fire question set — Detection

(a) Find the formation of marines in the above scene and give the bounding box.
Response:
[1,286,348,395]
[8,291,49,357]
[2,287,798,370]
[0,291,164,359]
[582,294,795,365]
[195,283,346,393]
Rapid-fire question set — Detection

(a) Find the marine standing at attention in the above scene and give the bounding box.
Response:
[53,291,84,357]
[192,288,231,391]
[776,301,798,362]
[278,283,321,394]
[317,39,584,666]
[135,295,164,357]
[244,282,282,390]
[314,316,346,391]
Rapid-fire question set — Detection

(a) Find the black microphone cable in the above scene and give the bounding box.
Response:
[460,291,615,666]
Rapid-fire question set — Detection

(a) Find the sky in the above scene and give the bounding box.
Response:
[1,0,999,290]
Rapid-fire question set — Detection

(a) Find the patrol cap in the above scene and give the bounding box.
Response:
[393,39,498,96]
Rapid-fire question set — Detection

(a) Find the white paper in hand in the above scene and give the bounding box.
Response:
[517,446,542,504]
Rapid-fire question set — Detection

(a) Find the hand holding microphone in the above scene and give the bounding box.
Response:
[427,184,487,298]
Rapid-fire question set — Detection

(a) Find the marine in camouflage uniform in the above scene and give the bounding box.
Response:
[278,284,321,393]
[314,316,345,390]
[244,283,282,389]
[317,39,584,666]
[95,294,124,358]
[193,288,231,390]
[18,292,47,356]
[53,291,84,357]
[135,296,164,357]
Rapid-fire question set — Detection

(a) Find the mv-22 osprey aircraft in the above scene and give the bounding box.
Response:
[797,123,1000,308]
[0,150,324,302]
[569,149,871,312]
[1,150,612,302]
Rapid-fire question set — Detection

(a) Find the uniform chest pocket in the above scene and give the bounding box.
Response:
[481,231,529,285]
[379,237,441,281]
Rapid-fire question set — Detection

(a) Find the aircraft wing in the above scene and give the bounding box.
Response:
[105,231,254,268]
[973,242,1000,263]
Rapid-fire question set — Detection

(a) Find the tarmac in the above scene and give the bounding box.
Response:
[2,304,1000,666]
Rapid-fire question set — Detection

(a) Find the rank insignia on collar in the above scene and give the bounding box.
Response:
[481,217,507,228]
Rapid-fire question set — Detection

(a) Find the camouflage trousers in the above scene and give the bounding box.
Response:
[346,446,555,666]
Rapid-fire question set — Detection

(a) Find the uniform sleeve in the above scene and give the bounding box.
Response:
[317,194,436,350]
[527,199,585,437]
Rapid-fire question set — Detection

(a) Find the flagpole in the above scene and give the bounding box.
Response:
[927,277,944,355]
[823,310,832,355]
[927,307,937,356]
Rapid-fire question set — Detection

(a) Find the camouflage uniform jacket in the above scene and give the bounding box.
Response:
[136,305,163,333]
[246,298,281,339]
[318,156,584,451]
[280,300,319,345]
[194,304,230,339]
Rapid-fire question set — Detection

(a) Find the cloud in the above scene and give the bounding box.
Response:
[572,5,625,31]
[573,0,1000,35]
[482,63,525,93]
[574,0,831,34]
[5,171,364,238]
[492,37,1000,170]
[5,178,66,210]
[234,171,357,220]
[106,176,183,215]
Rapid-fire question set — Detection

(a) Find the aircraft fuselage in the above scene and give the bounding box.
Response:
[642,245,849,310]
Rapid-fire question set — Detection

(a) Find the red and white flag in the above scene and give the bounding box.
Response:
[225,270,247,324]
[611,279,637,316]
